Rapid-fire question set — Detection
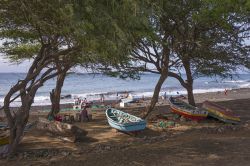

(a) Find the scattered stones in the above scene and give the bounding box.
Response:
[243,122,249,129]
[201,124,244,134]
[90,144,117,153]
[61,151,70,156]
[80,132,170,154]
[5,149,67,160]
[180,116,187,122]
[175,123,181,127]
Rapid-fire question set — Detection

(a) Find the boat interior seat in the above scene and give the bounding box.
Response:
[110,115,118,120]
[173,102,183,106]
[112,117,118,121]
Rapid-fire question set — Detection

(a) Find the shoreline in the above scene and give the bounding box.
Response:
[0,87,249,117]
[1,85,249,107]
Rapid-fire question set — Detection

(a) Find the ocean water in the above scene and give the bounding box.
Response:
[0,72,249,106]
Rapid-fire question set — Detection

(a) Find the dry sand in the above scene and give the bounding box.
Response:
[0,88,250,166]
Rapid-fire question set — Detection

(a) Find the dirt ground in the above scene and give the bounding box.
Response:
[0,89,250,166]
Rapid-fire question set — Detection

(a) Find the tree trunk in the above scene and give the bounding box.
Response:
[142,73,168,119]
[4,70,58,155]
[48,70,67,118]
[3,44,74,155]
[183,59,196,106]
[186,83,195,106]
[142,45,169,119]
[9,123,26,154]
[8,104,30,154]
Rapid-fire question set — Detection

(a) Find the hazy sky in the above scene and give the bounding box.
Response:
[0,40,31,73]
[0,56,31,73]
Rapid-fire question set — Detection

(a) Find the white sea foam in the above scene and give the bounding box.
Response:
[0,87,239,107]
[133,88,227,97]
[239,83,250,88]
[222,80,247,83]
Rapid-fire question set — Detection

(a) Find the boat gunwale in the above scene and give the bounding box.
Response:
[168,97,208,117]
[170,105,208,117]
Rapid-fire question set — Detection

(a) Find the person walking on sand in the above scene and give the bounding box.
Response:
[224,89,228,96]
[125,91,129,98]
[80,105,89,122]
[116,92,119,103]
[100,94,104,103]
[83,98,87,104]
[164,92,167,100]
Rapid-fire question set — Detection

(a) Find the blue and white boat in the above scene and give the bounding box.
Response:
[106,108,146,132]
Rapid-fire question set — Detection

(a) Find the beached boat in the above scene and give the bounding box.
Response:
[202,101,240,124]
[0,123,35,146]
[168,97,208,120]
[0,124,7,128]
[0,123,34,132]
[0,129,9,146]
[120,94,135,107]
[0,137,9,146]
[106,108,146,132]
[120,98,134,104]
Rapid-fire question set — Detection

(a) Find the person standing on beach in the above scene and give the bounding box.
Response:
[80,105,89,122]
[100,94,104,103]
[164,92,167,100]
[116,92,119,103]
[125,91,129,98]
[224,89,228,95]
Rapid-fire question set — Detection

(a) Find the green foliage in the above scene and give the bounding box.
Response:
[103,70,141,80]
[1,43,40,63]
[0,0,142,76]
[75,0,152,78]
[139,0,250,78]
[1,0,248,79]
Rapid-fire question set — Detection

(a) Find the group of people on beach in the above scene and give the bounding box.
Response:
[74,97,88,106]
[74,97,92,122]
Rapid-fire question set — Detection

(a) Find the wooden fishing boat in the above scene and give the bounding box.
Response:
[0,137,9,146]
[0,123,35,146]
[168,97,208,120]
[0,124,7,128]
[202,101,240,124]
[106,108,146,132]
[0,129,9,146]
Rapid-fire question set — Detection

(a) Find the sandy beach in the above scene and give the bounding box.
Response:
[0,88,250,165]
